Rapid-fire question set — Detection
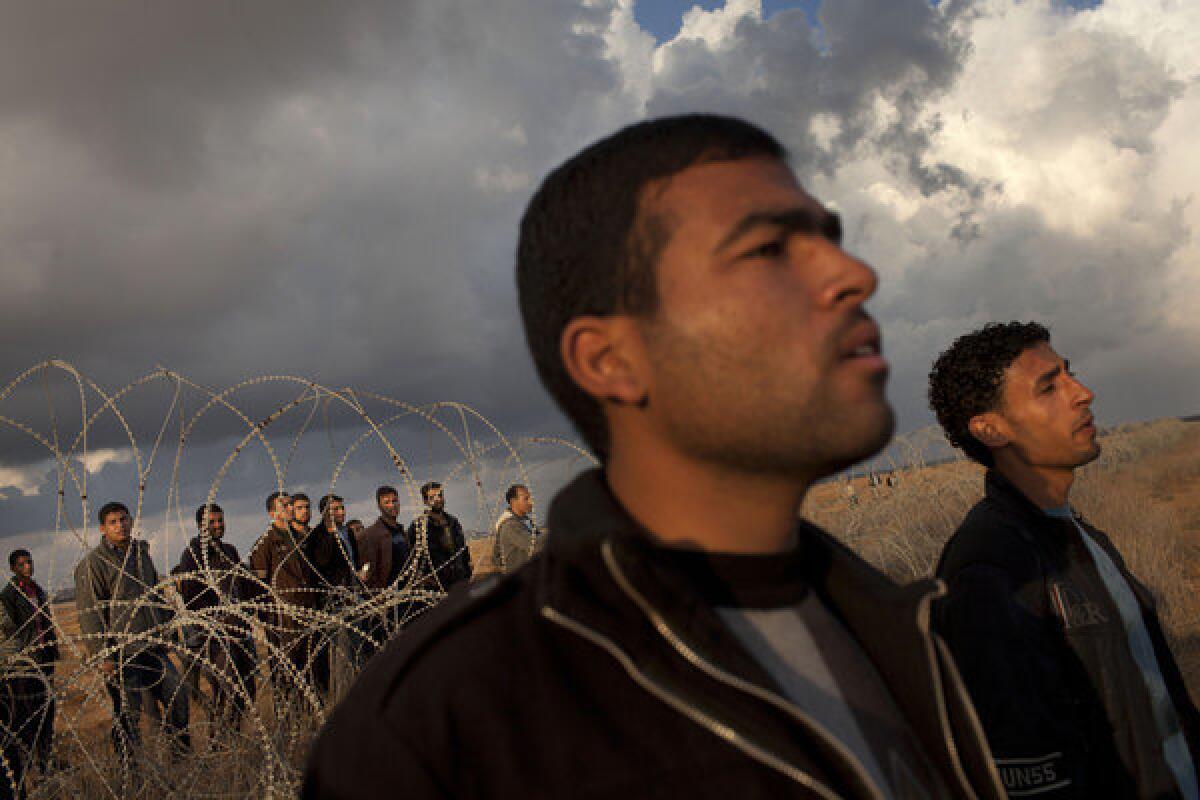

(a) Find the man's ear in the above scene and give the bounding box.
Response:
[560,315,648,407]
[967,412,1009,450]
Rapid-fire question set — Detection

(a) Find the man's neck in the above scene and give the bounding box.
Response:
[994,457,1075,509]
[606,441,808,554]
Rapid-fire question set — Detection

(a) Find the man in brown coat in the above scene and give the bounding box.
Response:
[247,491,330,696]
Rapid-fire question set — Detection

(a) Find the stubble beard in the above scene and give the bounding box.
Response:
[647,325,894,480]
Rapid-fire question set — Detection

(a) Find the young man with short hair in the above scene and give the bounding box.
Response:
[172,503,256,726]
[247,492,328,694]
[930,321,1200,799]
[0,549,59,782]
[407,483,471,591]
[491,484,537,572]
[315,494,362,591]
[75,501,189,758]
[306,114,1003,799]
[357,486,408,591]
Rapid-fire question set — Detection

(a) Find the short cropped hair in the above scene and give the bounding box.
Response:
[928,321,1051,466]
[420,482,442,502]
[375,486,398,504]
[194,503,224,529]
[517,114,787,460]
[505,484,527,504]
[291,492,310,505]
[265,491,290,514]
[8,549,31,569]
[97,501,130,525]
[318,494,343,514]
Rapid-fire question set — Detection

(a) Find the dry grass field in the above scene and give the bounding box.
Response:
[17,418,1200,797]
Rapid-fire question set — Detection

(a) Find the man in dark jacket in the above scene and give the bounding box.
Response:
[0,549,59,782]
[406,483,471,592]
[305,114,1004,799]
[929,321,1200,799]
[172,503,256,726]
[356,486,408,592]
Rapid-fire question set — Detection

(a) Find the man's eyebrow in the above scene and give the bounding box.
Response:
[1035,363,1061,387]
[714,208,843,254]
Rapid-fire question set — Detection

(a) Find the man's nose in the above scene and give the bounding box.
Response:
[817,247,879,310]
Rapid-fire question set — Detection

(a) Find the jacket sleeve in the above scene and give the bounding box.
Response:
[496,518,530,572]
[74,557,113,660]
[940,562,1095,798]
[453,519,472,579]
[174,544,202,609]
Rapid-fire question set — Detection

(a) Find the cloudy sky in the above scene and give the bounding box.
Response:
[1,0,1198,580]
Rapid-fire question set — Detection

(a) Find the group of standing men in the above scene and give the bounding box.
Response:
[0,476,539,795]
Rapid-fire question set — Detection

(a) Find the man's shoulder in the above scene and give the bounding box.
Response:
[336,570,539,715]
[938,498,1042,580]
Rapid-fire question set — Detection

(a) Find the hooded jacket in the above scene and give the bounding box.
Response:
[304,469,1004,800]
[935,470,1200,799]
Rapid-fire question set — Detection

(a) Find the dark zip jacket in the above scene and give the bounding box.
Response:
[0,578,58,665]
[304,469,1004,799]
[935,470,1200,799]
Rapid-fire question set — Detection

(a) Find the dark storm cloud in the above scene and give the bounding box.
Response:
[0,0,624,472]
[2,0,1197,544]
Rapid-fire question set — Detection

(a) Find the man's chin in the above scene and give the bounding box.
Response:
[819,404,895,477]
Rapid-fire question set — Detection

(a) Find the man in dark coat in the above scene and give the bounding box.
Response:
[305,115,1005,799]
[0,549,59,785]
[929,321,1200,799]
[406,483,471,592]
[172,503,256,726]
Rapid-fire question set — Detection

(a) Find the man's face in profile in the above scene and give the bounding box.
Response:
[991,341,1100,470]
[632,157,893,477]
[511,488,533,517]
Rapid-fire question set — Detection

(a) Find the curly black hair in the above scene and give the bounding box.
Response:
[928,321,1050,466]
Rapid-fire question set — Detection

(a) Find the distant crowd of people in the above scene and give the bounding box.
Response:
[0,480,541,796]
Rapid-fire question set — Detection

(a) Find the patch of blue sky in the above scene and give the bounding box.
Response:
[634,0,1104,46]
[633,0,822,44]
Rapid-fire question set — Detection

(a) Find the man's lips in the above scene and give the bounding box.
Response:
[1075,414,1096,434]
[838,321,888,372]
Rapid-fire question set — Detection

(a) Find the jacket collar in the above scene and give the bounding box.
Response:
[983,469,1082,550]
[540,468,961,785]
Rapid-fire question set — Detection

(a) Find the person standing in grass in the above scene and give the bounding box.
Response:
[75,501,190,760]
[305,114,1005,799]
[930,322,1200,799]
[490,483,538,572]
[407,483,472,591]
[172,503,256,728]
[0,549,59,786]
